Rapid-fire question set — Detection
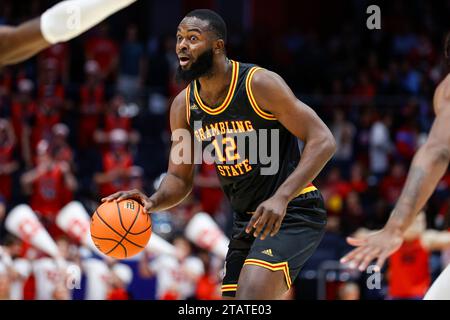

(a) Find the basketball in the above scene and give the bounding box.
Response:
[90,199,152,259]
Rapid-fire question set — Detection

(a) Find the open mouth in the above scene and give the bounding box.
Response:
[179,56,190,67]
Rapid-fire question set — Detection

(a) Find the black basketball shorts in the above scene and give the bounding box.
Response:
[221,190,327,297]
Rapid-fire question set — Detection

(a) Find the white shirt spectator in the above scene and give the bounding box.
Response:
[82,258,111,300]
[149,255,204,300]
[370,120,392,175]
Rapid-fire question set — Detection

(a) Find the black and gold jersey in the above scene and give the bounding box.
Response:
[186,60,318,216]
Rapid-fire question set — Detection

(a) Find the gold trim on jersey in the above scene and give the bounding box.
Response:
[296,185,318,197]
[246,67,277,121]
[221,284,238,293]
[185,85,191,125]
[193,60,239,115]
[244,259,292,289]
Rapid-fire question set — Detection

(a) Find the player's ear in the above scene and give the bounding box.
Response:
[214,39,225,54]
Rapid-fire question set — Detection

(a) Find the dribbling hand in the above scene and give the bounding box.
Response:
[101,189,155,214]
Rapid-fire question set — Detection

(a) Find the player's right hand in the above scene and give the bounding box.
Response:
[340,226,404,272]
[101,189,155,214]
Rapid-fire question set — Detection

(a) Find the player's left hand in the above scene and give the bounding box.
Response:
[246,196,288,240]
[340,226,404,272]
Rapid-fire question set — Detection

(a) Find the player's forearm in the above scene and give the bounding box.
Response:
[387,143,450,232]
[148,173,193,212]
[274,134,336,202]
[0,19,49,67]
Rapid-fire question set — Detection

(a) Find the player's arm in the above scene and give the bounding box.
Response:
[0,20,48,67]
[341,77,450,271]
[246,69,336,240]
[102,90,195,213]
[421,230,450,251]
[0,0,137,67]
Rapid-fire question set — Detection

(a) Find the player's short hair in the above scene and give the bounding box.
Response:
[185,9,227,43]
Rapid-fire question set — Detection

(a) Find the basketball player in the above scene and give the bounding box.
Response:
[103,9,336,299]
[341,35,450,300]
[0,0,136,68]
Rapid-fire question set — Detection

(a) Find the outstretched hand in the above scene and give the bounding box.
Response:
[101,189,155,214]
[340,227,404,272]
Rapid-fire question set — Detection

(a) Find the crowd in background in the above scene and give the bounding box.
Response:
[1,0,450,300]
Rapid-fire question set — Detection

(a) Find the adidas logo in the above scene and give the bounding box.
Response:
[261,249,273,257]
[190,103,198,110]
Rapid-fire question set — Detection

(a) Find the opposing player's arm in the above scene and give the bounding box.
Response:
[0,0,137,68]
[421,230,450,251]
[102,90,195,213]
[341,75,450,271]
[0,20,49,68]
[386,82,450,233]
[246,69,336,239]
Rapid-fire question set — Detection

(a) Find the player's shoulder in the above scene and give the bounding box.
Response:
[171,87,189,111]
[170,87,191,128]
[248,66,291,99]
[433,73,450,114]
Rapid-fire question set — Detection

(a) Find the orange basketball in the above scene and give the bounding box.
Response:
[90,199,152,259]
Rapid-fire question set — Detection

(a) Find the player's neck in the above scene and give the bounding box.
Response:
[197,56,232,97]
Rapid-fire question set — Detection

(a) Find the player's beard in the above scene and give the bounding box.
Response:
[176,48,214,83]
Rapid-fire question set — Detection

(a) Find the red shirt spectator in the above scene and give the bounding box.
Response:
[195,163,224,215]
[196,275,221,300]
[11,80,37,144]
[78,60,106,149]
[388,238,430,299]
[21,145,77,237]
[107,288,129,300]
[85,24,119,80]
[380,163,407,205]
[95,129,134,198]
[39,44,69,82]
[0,119,18,202]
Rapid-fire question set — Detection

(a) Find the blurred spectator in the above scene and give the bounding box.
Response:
[195,251,221,300]
[0,119,19,203]
[139,235,204,300]
[50,123,74,167]
[341,191,365,236]
[337,282,360,300]
[369,112,393,180]
[78,60,106,150]
[10,79,36,166]
[0,271,10,300]
[20,141,77,237]
[0,198,5,227]
[39,43,70,84]
[94,95,140,147]
[194,162,224,216]
[106,263,133,300]
[118,24,145,103]
[85,24,119,81]
[387,212,450,300]
[94,129,134,198]
[380,162,407,208]
[331,109,355,179]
